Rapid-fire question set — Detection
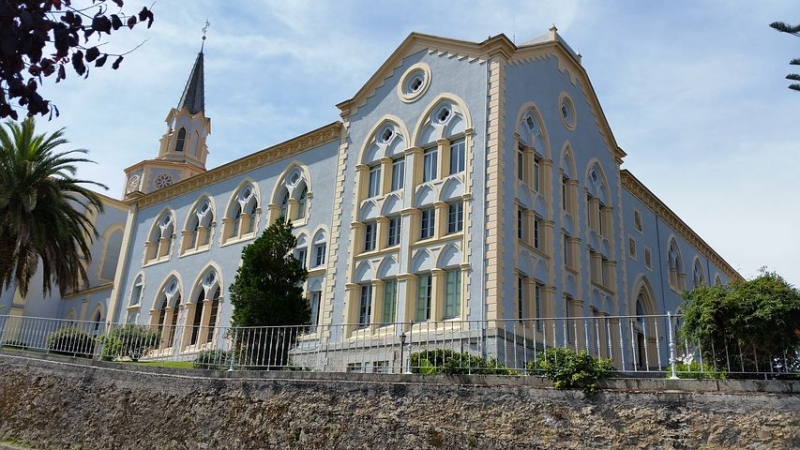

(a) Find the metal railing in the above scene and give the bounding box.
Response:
[0,314,796,378]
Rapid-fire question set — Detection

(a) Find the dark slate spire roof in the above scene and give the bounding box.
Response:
[177,51,204,115]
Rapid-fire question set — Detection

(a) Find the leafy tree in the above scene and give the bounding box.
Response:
[680,271,800,374]
[0,117,106,297]
[769,21,800,92]
[229,218,309,368]
[0,0,155,119]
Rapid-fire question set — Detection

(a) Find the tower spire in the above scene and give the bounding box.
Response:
[177,22,208,116]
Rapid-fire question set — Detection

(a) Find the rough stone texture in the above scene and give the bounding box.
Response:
[0,354,798,450]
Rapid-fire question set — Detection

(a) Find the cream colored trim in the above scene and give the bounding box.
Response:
[484,58,506,321]
[61,282,114,300]
[150,271,185,312]
[621,170,742,281]
[513,101,552,159]
[337,33,509,117]
[186,263,224,304]
[410,93,474,146]
[133,122,341,209]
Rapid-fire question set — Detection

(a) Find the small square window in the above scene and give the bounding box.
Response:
[644,247,652,270]
[628,237,637,259]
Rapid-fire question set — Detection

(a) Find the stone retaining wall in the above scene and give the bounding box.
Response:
[0,353,797,449]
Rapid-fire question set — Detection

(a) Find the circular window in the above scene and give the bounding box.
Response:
[154,173,174,189]
[397,63,431,103]
[126,174,140,193]
[435,105,452,124]
[559,93,576,130]
[378,126,395,144]
[204,271,216,286]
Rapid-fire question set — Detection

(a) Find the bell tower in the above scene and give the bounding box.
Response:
[123,22,212,199]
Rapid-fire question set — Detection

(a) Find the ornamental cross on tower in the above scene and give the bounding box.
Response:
[201,19,210,51]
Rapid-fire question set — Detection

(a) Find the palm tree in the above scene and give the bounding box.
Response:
[0,118,107,297]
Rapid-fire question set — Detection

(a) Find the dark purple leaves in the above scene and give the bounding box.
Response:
[0,0,155,119]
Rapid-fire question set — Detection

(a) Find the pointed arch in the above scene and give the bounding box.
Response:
[692,256,706,288]
[128,272,145,307]
[222,179,260,243]
[353,261,374,283]
[666,236,686,291]
[584,159,612,206]
[145,207,176,263]
[411,94,473,146]
[436,243,461,268]
[376,256,399,279]
[410,248,434,273]
[630,275,658,316]
[181,194,216,254]
[358,116,410,165]
[380,193,402,216]
[559,142,576,180]
[269,163,312,223]
[514,101,552,160]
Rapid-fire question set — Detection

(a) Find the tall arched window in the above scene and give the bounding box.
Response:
[151,277,182,350]
[667,240,686,291]
[145,211,175,264]
[223,184,259,244]
[182,197,215,254]
[175,128,186,152]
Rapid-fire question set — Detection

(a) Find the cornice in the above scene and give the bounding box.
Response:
[620,170,742,282]
[63,282,114,299]
[135,122,342,209]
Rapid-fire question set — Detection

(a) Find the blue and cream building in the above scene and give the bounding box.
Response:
[1,28,740,366]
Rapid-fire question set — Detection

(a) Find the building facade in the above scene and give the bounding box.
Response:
[0,29,741,369]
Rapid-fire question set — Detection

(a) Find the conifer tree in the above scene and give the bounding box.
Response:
[228,217,309,367]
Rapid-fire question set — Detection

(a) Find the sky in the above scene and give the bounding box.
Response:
[31,0,800,286]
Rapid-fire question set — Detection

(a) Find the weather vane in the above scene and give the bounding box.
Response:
[201,19,210,51]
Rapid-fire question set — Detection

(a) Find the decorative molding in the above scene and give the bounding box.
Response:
[134,122,342,209]
[620,170,742,281]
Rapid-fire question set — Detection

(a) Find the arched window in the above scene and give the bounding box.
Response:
[312,230,327,268]
[152,277,182,350]
[130,274,144,306]
[145,211,175,264]
[693,259,705,288]
[182,197,214,254]
[175,128,186,152]
[223,184,259,244]
[667,240,686,291]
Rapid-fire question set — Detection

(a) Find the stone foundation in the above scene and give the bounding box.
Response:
[0,353,797,449]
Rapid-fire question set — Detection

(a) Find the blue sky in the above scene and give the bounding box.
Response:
[33,1,800,285]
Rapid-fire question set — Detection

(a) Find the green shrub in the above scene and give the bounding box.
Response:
[1,339,28,349]
[99,324,161,361]
[193,349,233,370]
[410,349,520,375]
[46,327,95,357]
[528,347,612,397]
[669,361,726,380]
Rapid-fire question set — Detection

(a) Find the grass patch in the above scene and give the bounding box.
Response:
[118,360,194,369]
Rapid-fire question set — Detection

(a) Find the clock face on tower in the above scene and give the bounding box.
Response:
[126,174,141,193]
[154,173,175,189]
